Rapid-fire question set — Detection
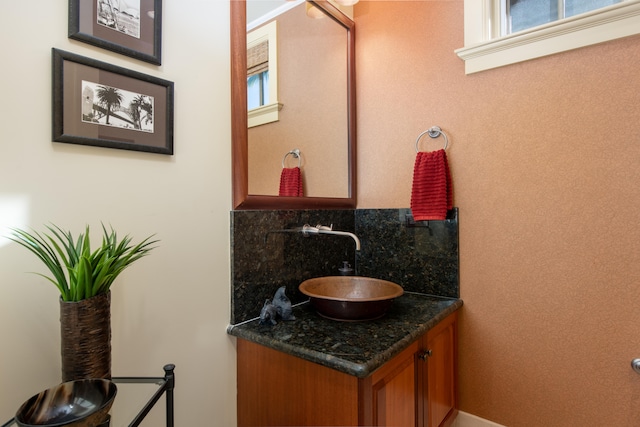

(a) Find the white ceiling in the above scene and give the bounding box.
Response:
[247,0,287,23]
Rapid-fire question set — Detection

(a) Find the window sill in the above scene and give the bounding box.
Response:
[455,0,640,74]
[248,102,283,128]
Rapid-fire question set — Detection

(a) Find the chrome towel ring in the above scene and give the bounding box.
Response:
[282,148,302,168]
[415,126,449,152]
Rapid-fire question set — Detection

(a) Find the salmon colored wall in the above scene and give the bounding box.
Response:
[355,1,640,426]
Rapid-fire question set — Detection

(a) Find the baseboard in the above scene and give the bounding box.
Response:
[453,411,507,427]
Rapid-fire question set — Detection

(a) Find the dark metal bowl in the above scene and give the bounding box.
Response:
[299,276,404,321]
[15,379,117,427]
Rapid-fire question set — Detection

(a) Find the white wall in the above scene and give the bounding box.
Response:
[0,1,236,425]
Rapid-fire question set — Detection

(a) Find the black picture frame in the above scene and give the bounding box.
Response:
[69,0,162,65]
[52,48,174,155]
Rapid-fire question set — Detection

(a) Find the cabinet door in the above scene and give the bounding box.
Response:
[369,341,419,426]
[422,312,458,427]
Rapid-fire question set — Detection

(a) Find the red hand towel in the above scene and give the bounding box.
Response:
[279,167,304,197]
[410,149,452,221]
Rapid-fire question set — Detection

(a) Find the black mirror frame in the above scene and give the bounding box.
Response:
[231,0,356,209]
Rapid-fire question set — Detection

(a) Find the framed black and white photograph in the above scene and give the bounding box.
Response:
[69,0,162,65]
[52,48,174,155]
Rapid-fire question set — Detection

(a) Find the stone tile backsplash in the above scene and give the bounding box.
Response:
[230,208,458,324]
[356,208,459,298]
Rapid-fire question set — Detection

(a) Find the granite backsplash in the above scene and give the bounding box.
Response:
[230,208,459,324]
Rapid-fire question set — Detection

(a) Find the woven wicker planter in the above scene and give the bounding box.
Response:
[60,292,112,382]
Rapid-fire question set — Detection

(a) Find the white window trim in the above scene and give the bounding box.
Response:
[247,20,281,128]
[248,102,283,127]
[455,0,640,74]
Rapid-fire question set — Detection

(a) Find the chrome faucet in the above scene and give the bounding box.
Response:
[298,224,361,251]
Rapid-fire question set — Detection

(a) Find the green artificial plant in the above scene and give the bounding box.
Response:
[9,224,157,302]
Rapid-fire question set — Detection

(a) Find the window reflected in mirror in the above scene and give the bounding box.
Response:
[247,41,269,110]
[247,20,281,128]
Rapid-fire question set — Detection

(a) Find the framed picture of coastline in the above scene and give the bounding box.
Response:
[69,0,162,65]
[52,48,174,155]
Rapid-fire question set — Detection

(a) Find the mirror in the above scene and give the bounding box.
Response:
[231,0,356,209]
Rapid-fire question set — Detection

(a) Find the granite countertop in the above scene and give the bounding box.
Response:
[227,293,463,378]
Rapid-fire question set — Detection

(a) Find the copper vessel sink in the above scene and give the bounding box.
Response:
[299,276,404,321]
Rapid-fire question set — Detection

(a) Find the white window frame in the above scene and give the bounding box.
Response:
[247,20,282,128]
[455,0,640,74]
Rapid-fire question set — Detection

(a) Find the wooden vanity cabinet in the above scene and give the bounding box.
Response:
[237,311,458,427]
[365,310,458,427]
[421,310,458,427]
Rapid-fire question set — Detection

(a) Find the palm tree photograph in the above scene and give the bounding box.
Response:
[81,80,154,133]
